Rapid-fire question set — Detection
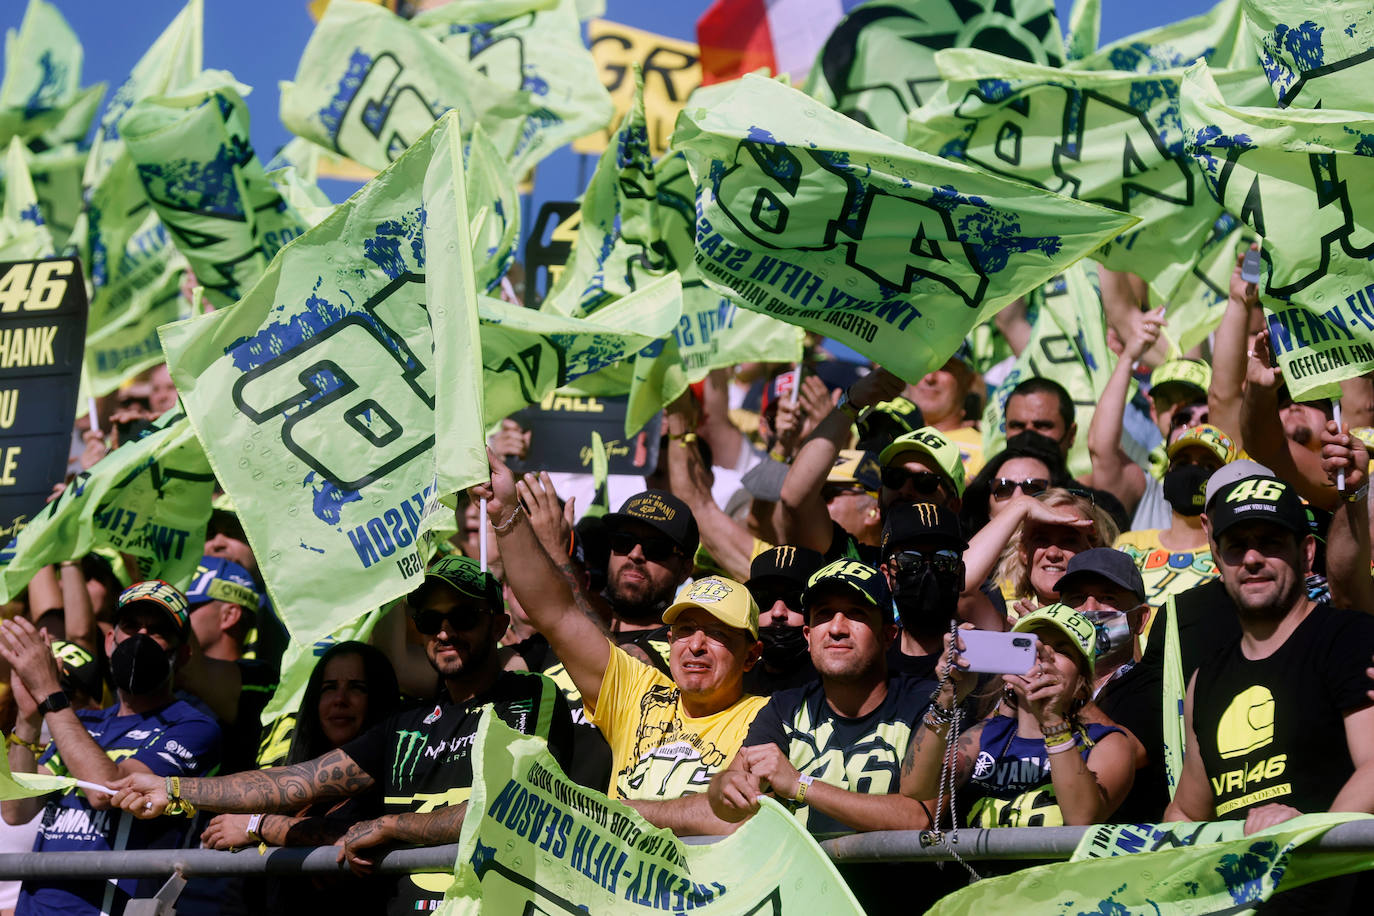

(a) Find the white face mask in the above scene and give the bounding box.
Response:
[1083,609,1135,667]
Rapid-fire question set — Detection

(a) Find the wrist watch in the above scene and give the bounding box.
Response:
[36,691,70,715]
[836,387,861,421]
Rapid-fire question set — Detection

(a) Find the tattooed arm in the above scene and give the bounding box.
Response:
[338,803,469,875]
[110,749,374,818]
[899,715,983,803]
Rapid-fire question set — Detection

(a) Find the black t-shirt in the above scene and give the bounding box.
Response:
[1095,660,1168,823]
[510,632,613,792]
[1192,603,1374,819]
[342,670,572,915]
[743,654,817,697]
[743,674,935,835]
[824,520,880,566]
[1138,578,1242,685]
[613,624,672,676]
[885,642,939,680]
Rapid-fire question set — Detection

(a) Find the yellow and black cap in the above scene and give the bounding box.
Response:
[802,559,893,620]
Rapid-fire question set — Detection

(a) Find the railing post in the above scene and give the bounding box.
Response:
[124,870,187,916]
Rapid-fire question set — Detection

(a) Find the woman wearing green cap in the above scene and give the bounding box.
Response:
[900,606,1136,827]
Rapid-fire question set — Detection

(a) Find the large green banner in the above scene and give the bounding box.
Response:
[1070,0,1253,73]
[907,51,1258,303]
[281,0,611,177]
[1243,0,1374,109]
[1181,63,1374,400]
[927,815,1374,915]
[673,74,1134,383]
[803,0,1065,141]
[441,716,865,914]
[160,111,488,644]
[122,76,311,309]
[0,415,215,599]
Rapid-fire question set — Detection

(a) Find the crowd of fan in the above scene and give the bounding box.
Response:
[4,255,1374,915]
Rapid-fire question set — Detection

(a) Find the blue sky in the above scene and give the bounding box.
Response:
[3,0,1217,231]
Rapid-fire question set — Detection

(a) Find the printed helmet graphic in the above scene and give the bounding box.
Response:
[1216,685,1276,760]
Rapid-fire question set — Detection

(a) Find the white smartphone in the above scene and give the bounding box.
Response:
[1241,248,1261,285]
[958,630,1039,675]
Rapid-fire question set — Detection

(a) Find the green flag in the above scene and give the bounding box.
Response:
[0,137,54,260]
[71,0,203,396]
[160,110,487,644]
[1069,0,1253,73]
[802,0,1065,141]
[906,51,1256,303]
[0,415,216,600]
[673,74,1135,383]
[1244,0,1374,109]
[981,262,1120,478]
[464,124,520,294]
[0,0,104,146]
[121,75,312,309]
[926,815,1374,915]
[1181,62,1374,400]
[1065,0,1100,61]
[0,743,81,801]
[1165,214,1256,353]
[439,715,865,914]
[281,0,612,178]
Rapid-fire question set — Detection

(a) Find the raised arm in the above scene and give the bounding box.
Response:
[665,397,756,581]
[1319,422,1374,613]
[473,450,611,708]
[900,628,980,801]
[110,747,373,818]
[1084,307,1162,513]
[960,496,1092,595]
[1207,248,1259,446]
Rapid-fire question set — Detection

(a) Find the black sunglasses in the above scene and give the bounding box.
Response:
[880,467,946,495]
[751,585,803,611]
[892,549,962,576]
[609,531,682,564]
[412,607,488,636]
[991,477,1049,500]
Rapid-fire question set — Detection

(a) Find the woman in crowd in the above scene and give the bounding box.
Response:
[900,606,1135,827]
[200,642,399,913]
[960,434,1073,536]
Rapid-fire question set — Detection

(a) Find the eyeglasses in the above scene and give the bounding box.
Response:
[991,477,1049,500]
[1063,486,1098,508]
[412,607,489,635]
[609,531,682,564]
[891,549,962,577]
[880,467,947,495]
[751,586,803,611]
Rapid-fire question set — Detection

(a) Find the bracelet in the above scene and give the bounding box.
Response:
[1047,736,1081,755]
[5,732,47,755]
[794,774,815,805]
[925,702,956,725]
[245,813,265,844]
[922,709,951,732]
[164,775,196,817]
[1347,483,1369,503]
[1041,720,1072,739]
[491,505,525,535]
[1043,729,1076,749]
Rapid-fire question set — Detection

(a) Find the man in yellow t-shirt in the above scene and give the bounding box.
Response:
[480,451,767,834]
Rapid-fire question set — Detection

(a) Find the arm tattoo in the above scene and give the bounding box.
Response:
[555,557,609,635]
[182,749,374,814]
[387,802,469,846]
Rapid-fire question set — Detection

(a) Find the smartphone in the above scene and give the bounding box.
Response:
[958,630,1039,675]
[1241,248,1261,285]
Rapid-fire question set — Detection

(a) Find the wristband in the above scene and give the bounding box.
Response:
[5,732,47,755]
[1047,736,1081,755]
[245,813,265,844]
[1043,730,1075,749]
[794,774,815,805]
[164,775,196,817]
[36,691,70,715]
[1347,483,1368,503]
[1040,720,1072,739]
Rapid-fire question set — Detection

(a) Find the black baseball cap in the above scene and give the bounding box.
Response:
[1206,475,1309,539]
[604,490,699,555]
[408,555,502,610]
[746,545,826,594]
[881,502,967,560]
[802,559,894,620]
[1053,548,1146,604]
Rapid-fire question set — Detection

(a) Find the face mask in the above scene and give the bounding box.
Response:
[893,563,960,635]
[758,625,809,671]
[109,633,173,695]
[1163,463,1210,516]
[1085,611,1134,669]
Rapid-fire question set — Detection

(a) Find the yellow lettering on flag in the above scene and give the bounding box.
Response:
[573,20,700,158]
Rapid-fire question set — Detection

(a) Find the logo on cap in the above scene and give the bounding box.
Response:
[685,579,733,603]
[626,494,677,523]
[1224,478,1287,504]
[772,546,798,568]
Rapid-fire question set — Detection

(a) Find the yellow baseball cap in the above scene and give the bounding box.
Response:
[1166,423,1236,466]
[1149,359,1211,402]
[877,426,966,498]
[662,576,760,639]
[1013,603,1097,681]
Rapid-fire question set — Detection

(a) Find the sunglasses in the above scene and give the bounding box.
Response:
[751,585,803,611]
[880,467,947,495]
[411,607,488,636]
[991,477,1049,500]
[891,549,962,577]
[609,531,682,564]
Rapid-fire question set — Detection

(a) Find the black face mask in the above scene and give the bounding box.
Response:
[109,633,173,695]
[758,625,809,671]
[1163,464,1211,517]
[893,563,960,635]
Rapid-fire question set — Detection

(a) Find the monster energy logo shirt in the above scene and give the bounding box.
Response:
[342,670,572,914]
[743,674,934,835]
[1192,603,1374,818]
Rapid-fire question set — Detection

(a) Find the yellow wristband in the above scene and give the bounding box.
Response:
[5,732,47,755]
[794,774,814,805]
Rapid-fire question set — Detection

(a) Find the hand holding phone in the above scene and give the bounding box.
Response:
[1241,247,1261,285]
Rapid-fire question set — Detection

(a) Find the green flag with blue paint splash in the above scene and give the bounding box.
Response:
[1069,0,1253,74]
[280,0,611,179]
[673,74,1135,383]
[0,137,53,260]
[121,75,311,309]
[159,110,488,645]
[926,815,1374,915]
[0,414,216,601]
[1243,0,1374,110]
[1181,62,1374,400]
